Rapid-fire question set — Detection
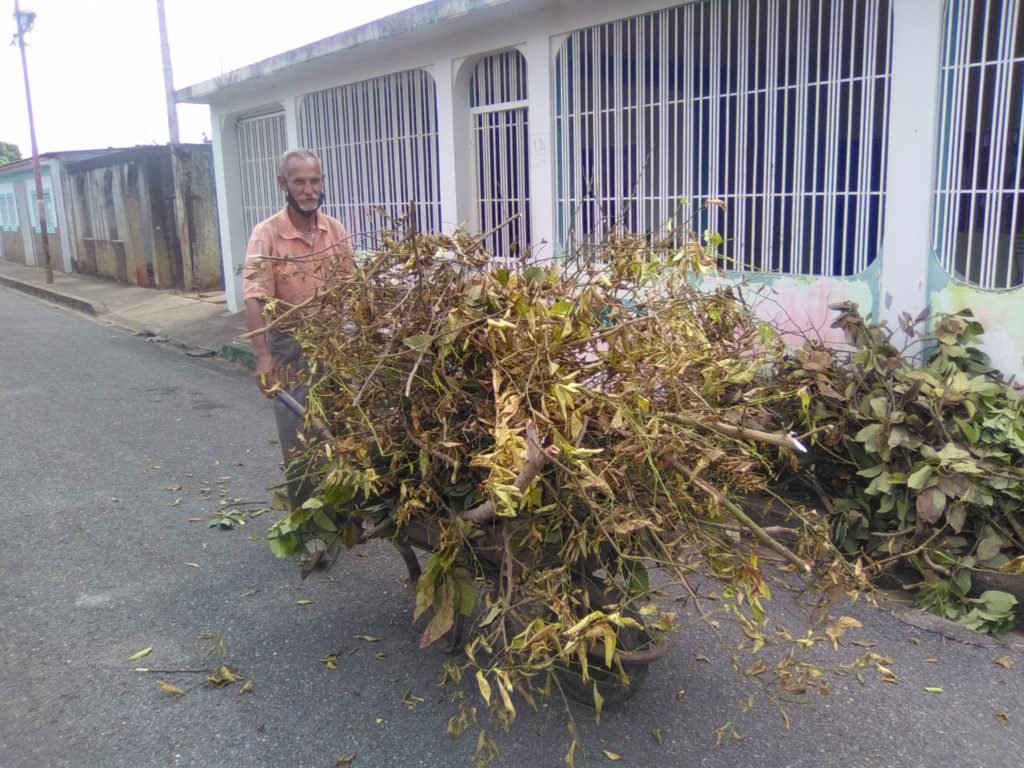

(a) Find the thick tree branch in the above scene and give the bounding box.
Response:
[460,421,560,524]
[662,453,811,573]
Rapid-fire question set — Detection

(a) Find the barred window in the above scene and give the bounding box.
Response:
[237,111,288,236]
[28,184,56,233]
[299,70,442,248]
[469,50,532,262]
[554,0,893,276]
[0,189,18,231]
[932,0,1024,290]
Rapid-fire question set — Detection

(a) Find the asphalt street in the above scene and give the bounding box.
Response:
[2,287,1023,768]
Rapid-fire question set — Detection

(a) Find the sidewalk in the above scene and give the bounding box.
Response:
[0,262,255,369]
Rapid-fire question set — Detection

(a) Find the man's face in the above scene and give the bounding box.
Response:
[278,156,324,214]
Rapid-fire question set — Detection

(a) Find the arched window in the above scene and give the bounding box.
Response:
[554,0,894,276]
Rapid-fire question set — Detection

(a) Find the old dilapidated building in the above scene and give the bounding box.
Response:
[0,144,222,291]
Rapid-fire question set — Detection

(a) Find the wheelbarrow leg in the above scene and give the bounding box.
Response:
[394,542,421,582]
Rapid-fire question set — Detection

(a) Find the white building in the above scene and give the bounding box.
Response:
[176,0,1024,377]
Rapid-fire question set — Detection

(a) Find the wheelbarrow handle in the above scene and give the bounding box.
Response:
[274,390,335,442]
[275,389,306,418]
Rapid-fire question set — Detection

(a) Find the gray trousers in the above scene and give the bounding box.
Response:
[269,330,314,510]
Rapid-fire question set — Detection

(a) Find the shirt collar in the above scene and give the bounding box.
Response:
[274,205,326,239]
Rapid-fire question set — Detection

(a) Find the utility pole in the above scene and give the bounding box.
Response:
[13,0,53,283]
[155,0,179,143]
[155,0,194,290]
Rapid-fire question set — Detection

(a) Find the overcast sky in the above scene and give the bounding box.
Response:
[0,0,426,155]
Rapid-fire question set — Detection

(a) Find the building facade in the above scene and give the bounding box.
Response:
[176,0,1023,377]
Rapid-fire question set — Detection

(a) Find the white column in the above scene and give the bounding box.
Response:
[49,162,73,272]
[524,33,555,259]
[433,62,460,232]
[878,0,944,331]
[211,109,247,313]
[283,95,302,149]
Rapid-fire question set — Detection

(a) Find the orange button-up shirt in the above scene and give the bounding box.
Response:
[242,206,355,309]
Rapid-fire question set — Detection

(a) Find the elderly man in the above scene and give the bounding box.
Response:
[243,148,355,513]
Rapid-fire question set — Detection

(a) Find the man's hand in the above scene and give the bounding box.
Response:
[255,350,281,397]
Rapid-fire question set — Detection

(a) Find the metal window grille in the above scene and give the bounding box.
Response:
[0,189,18,230]
[237,111,288,237]
[554,0,893,276]
[470,50,532,262]
[298,70,442,248]
[28,185,56,233]
[932,0,1024,290]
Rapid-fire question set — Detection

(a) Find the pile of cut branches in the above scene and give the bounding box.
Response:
[784,304,1024,631]
[266,219,817,730]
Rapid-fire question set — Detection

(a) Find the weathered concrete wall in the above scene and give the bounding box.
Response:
[62,145,222,291]
[66,163,141,284]
[1,230,26,264]
[172,146,222,291]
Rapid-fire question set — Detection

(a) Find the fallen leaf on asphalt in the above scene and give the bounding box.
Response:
[825,616,862,650]
[780,708,791,730]
[207,665,242,686]
[171,498,183,507]
[743,659,767,676]
[240,588,258,597]
[876,663,898,684]
[401,689,425,710]
[185,562,200,568]
[924,656,940,663]
[908,636,921,645]
[601,749,621,760]
[355,635,380,642]
[924,687,943,693]
[238,680,254,696]
[321,654,339,669]
[995,656,1014,669]
[995,711,1010,726]
[336,754,357,767]
[694,653,710,662]
[676,689,687,702]
[186,517,202,523]
[165,484,183,491]
[156,680,184,697]
[651,728,663,744]
[296,599,315,605]
[374,652,387,660]
[128,647,153,661]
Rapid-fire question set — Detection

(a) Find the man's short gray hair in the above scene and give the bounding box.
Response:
[278,148,321,179]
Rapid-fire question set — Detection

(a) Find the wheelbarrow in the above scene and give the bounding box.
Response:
[274,389,668,705]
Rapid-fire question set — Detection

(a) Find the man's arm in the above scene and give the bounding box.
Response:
[244,297,279,395]
[243,228,279,396]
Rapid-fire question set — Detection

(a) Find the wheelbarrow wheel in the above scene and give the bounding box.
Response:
[552,600,657,707]
[553,650,650,708]
[504,575,664,708]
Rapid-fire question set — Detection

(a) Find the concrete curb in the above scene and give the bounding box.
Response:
[0,274,105,316]
[220,340,256,370]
